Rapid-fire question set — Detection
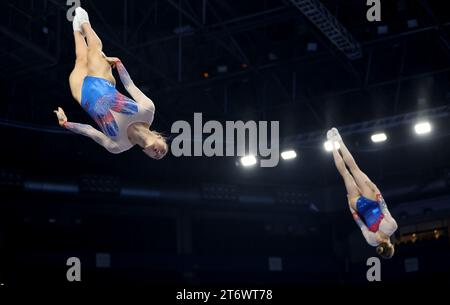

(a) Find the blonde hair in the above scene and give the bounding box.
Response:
[150,130,168,145]
[376,241,395,259]
[150,130,166,139]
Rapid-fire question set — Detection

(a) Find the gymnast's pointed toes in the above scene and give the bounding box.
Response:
[75,7,90,26]
[72,14,81,33]
[75,7,86,15]
[331,127,342,142]
[326,129,334,141]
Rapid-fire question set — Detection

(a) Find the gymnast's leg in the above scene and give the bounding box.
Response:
[331,145,361,210]
[76,7,115,84]
[331,128,376,199]
[68,28,88,103]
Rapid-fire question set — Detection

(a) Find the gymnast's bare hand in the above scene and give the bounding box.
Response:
[54,107,68,127]
[104,56,121,68]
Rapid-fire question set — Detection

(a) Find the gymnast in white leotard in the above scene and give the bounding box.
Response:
[54,7,167,159]
[328,128,398,259]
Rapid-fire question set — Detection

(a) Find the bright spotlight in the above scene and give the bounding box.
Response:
[414,121,431,135]
[324,141,340,152]
[371,133,387,143]
[281,150,297,160]
[240,155,257,167]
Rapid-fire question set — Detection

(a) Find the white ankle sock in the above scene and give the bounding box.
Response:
[72,14,82,33]
[75,7,90,27]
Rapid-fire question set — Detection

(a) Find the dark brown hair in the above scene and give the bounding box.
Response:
[376,241,395,259]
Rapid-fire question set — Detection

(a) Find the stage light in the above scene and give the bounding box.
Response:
[371,133,387,143]
[240,155,257,167]
[414,121,431,135]
[324,141,340,152]
[202,72,210,78]
[434,229,440,239]
[281,150,297,160]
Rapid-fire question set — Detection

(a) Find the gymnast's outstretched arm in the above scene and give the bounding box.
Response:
[54,107,120,154]
[105,57,153,106]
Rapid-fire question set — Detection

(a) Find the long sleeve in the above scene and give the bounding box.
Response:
[64,122,121,154]
[115,61,154,106]
[377,195,398,235]
[349,204,379,246]
[377,195,391,216]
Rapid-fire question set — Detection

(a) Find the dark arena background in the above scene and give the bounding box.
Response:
[0,0,450,299]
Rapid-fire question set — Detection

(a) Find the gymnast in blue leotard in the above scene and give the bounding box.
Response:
[328,128,398,259]
[54,7,167,159]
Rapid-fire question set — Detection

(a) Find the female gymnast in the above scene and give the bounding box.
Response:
[54,7,167,159]
[327,128,398,259]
